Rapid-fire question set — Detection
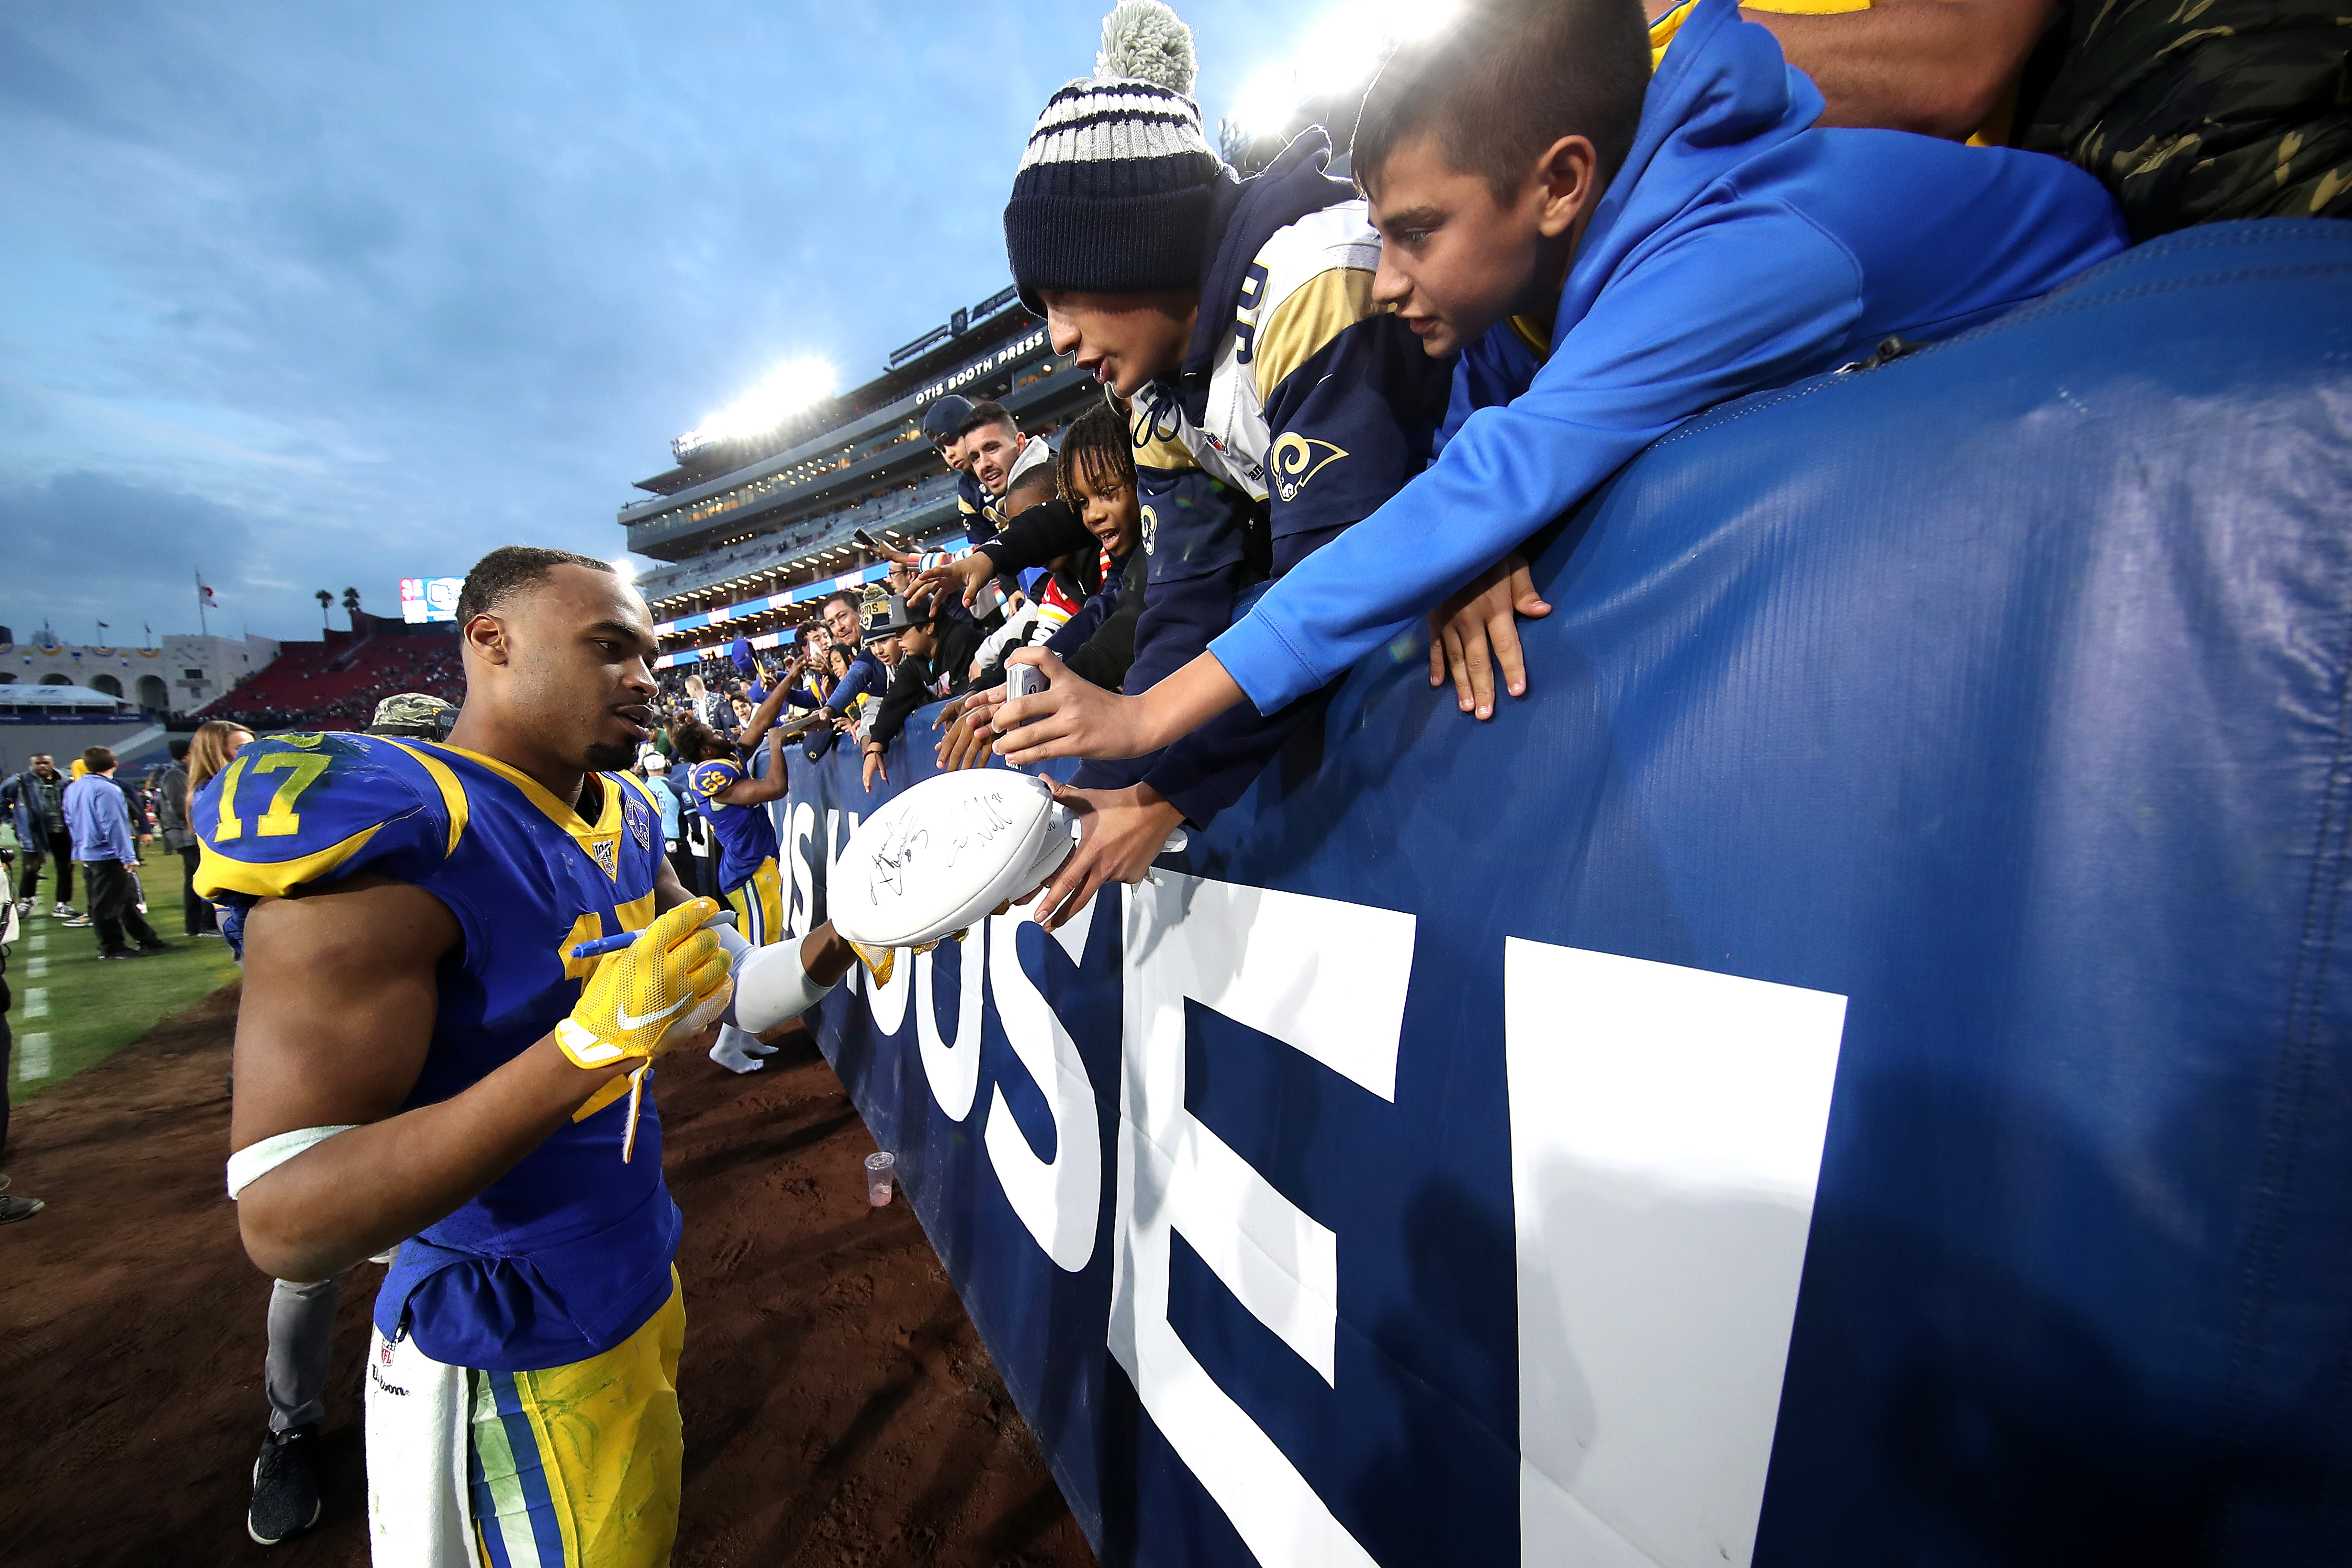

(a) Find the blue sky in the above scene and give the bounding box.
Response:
[0,0,1322,645]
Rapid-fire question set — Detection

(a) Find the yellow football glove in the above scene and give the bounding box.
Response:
[555,897,735,1070]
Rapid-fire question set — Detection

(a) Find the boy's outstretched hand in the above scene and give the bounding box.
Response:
[1023,779,1185,931]
[990,650,1153,764]
[992,648,1245,765]
[1428,551,1551,720]
[933,692,999,771]
[911,553,994,610]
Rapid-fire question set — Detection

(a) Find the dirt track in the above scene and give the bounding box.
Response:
[0,983,1095,1568]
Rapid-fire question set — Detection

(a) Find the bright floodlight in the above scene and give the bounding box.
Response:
[679,358,836,451]
[1231,63,1302,146]
[1226,0,1461,145]
[609,556,638,583]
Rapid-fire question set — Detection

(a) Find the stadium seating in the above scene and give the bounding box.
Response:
[203,614,461,732]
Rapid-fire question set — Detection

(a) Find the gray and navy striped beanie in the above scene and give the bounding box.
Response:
[1005,2,1223,311]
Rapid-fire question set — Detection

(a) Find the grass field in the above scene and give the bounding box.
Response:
[7,842,242,1101]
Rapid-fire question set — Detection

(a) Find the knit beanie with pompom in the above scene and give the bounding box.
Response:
[1004,2,1226,311]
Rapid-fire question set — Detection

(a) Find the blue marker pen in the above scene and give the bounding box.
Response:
[569,908,736,962]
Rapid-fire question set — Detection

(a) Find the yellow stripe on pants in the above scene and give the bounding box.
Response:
[723,857,782,947]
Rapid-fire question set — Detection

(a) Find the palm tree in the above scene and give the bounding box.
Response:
[342,586,361,629]
[315,589,331,627]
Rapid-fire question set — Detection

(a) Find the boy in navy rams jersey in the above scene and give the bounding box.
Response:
[991,0,2123,778]
[202,547,858,1566]
[950,0,1453,928]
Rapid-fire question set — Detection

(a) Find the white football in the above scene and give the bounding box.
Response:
[829,771,1075,949]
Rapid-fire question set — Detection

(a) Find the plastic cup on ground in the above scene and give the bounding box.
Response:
[865,1151,896,1207]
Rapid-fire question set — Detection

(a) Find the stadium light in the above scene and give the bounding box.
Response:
[676,357,836,453]
[609,556,637,582]
[1225,0,1459,145]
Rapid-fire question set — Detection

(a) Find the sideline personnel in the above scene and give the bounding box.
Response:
[199,546,856,1566]
[65,747,166,959]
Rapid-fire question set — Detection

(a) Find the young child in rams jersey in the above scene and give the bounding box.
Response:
[991,0,2126,777]
[944,0,1452,928]
[670,676,796,1075]
[199,547,858,1568]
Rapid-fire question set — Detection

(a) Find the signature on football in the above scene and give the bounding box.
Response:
[944,793,1018,869]
[867,793,1021,901]
[867,819,929,898]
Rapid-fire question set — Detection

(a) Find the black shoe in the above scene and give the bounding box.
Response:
[97,949,140,961]
[0,1195,44,1224]
[137,941,173,954]
[247,1424,322,1545]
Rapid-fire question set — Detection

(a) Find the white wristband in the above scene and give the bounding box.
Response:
[227,1124,358,1200]
[728,941,837,1035]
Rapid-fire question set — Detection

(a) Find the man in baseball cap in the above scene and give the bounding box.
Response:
[920,394,1001,549]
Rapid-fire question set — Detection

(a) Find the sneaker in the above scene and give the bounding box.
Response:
[51,903,78,919]
[12,898,28,918]
[97,949,139,961]
[247,1424,322,1545]
[197,929,225,939]
[0,1195,43,1224]
[138,941,174,954]
[62,915,92,929]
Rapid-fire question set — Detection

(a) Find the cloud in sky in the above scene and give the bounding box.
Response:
[0,0,1318,644]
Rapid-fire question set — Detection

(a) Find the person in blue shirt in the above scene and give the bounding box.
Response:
[990,0,2126,783]
[635,744,682,857]
[62,746,166,960]
[201,546,858,1565]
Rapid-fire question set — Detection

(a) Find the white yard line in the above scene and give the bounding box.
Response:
[16,1032,51,1081]
[23,956,46,979]
[22,987,48,1019]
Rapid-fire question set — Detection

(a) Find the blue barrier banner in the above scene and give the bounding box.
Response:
[772,224,2352,1568]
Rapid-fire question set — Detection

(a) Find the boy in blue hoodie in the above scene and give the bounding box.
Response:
[993,0,2128,767]
[960,0,1453,926]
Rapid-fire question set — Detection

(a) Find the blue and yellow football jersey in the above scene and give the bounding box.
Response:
[194,732,679,1373]
[686,758,779,896]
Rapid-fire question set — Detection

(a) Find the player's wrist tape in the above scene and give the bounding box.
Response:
[227,1124,358,1200]
[727,942,838,1034]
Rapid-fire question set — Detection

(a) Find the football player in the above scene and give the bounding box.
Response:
[201,546,857,1565]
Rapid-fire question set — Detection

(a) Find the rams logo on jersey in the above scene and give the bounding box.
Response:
[1140,504,1159,558]
[1271,434,1348,503]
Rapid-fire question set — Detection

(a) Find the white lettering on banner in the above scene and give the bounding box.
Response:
[827,808,859,992]
[981,906,1101,1271]
[1113,873,1415,1568]
[785,801,818,939]
[1505,939,1845,1568]
[914,931,986,1121]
